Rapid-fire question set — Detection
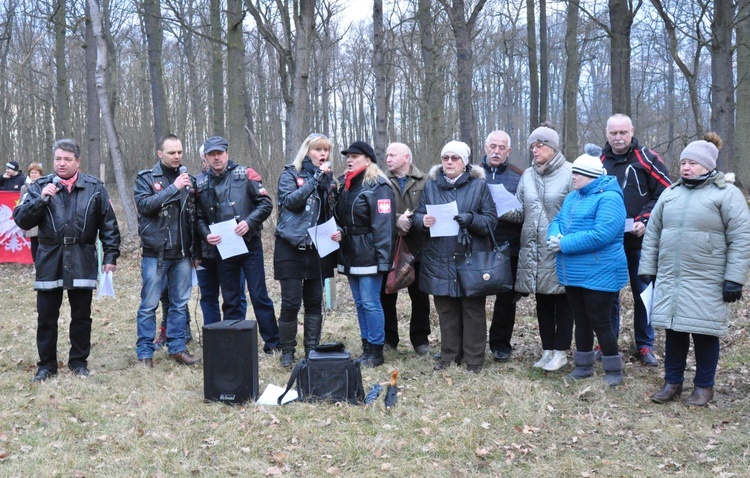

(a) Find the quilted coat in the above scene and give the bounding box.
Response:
[548,174,628,292]
[503,151,572,294]
[639,172,750,337]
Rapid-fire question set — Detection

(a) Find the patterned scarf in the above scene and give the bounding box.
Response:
[59,171,79,193]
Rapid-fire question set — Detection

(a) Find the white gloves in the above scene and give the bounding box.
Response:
[547,234,563,253]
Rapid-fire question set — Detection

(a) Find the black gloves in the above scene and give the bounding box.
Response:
[454,212,474,228]
[639,275,656,286]
[723,280,743,303]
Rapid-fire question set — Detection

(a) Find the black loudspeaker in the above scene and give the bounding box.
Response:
[203,320,259,404]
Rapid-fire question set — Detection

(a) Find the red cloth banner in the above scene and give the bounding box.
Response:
[0,191,33,264]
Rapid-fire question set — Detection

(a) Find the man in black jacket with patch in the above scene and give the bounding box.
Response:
[196,136,279,353]
[14,139,120,382]
[480,130,523,363]
[601,114,671,366]
[134,134,199,367]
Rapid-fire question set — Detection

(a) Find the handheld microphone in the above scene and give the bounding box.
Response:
[42,175,61,204]
[179,166,191,192]
[322,161,332,172]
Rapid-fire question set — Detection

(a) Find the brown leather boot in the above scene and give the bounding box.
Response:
[685,386,714,406]
[650,382,683,403]
[169,350,201,366]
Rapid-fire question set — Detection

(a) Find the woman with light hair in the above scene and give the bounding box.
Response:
[332,141,395,367]
[274,133,338,368]
[641,133,750,406]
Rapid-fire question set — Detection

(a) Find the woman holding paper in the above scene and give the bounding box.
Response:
[274,133,338,368]
[412,140,498,373]
[502,125,573,372]
[640,133,750,406]
[332,141,395,367]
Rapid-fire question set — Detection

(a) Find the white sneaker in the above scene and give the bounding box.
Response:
[543,350,568,372]
[533,350,554,368]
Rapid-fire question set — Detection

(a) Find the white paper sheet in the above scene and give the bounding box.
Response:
[624,218,635,233]
[640,282,654,325]
[307,217,340,258]
[426,201,460,237]
[97,271,115,299]
[209,219,248,259]
[257,383,298,405]
[487,183,522,217]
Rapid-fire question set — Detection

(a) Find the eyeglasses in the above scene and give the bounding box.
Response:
[529,142,549,151]
[441,155,462,162]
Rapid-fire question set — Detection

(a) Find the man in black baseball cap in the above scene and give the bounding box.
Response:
[0,160,26,191]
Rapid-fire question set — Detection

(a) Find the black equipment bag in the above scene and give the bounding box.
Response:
[277,343,365,405]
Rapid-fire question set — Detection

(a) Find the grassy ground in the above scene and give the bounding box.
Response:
[0,238,749,477]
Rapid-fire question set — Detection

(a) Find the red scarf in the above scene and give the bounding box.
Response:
[344,165,367,190]
[59,171,79,192]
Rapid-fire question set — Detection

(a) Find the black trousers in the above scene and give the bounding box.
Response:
[536,293,573,351]
[565,286,618,356]
[36,289,93,371]
[381,260,431,348]
[488,255,519,353]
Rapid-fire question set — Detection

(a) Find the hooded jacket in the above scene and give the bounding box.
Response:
[639,172,750,336]
[549,174,628,292]
[600,137,671,250]
[334,169,395,275]
[503,151,572,295]
[14,173,121,290]
[412,164,498,297]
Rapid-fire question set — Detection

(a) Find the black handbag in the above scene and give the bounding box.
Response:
[455,232,513,297]
[278,342,365,405]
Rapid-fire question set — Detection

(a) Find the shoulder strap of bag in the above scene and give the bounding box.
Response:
[277,362,303,405]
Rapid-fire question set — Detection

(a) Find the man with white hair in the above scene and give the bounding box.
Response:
[381,142,431,355]
[479,130,523,362]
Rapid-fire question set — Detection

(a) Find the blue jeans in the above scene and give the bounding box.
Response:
[197,258,246,326]
[610,248,654,349]
[136,257,192,358]
[218,237,279,352]
[348,274,385,345]
[664,329,720,388]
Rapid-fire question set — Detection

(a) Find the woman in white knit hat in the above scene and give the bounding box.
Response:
[503,125,573,372]
[640,132,750,406]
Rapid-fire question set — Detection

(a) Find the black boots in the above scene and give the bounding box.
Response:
[278,317,298,369]
[303,314,322,358]
[361,343,384,367]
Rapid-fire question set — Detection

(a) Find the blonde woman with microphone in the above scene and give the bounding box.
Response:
[274,133,338,367]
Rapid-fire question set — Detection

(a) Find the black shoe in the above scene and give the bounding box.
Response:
[71,366,90,377]
[280,351,295,369]
[415,344,430,356]
[467,364,482,374]
[492,350,510,362]
[433,361,450,371]
[433,352,442,361]
[31,369,57,383]
[638,347,659,366]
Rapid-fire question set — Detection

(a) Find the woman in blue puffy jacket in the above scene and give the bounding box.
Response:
[548,145,628,387]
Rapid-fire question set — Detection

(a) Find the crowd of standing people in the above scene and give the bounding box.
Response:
[14,113,750,407]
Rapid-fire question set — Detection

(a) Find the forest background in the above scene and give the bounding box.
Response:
[1,0,749,235]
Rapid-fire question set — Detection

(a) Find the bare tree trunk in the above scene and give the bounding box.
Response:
[711,0,735,171]
[562,0,579,161]
[608,0,639,116]
[439,0,487,155]
[226,0,250,161]
[87,0,138,234]
[417,0,444,167]
[539,0,548,123]
[209,0,224,136]
[0,1,16,156]
[373,0,386,159]
[289,0,315,155]
[526,0,539,129]
[53,0,71,138]
[735,0,750,186]
[142,0,170,145]
[84,0,101,176]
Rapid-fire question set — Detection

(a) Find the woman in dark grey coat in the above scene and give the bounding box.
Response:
[412,141,498,373]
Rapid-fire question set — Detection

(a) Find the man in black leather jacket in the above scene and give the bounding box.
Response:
[133,134,199,367]
[14,138,120,382]
[196,136,279,353]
